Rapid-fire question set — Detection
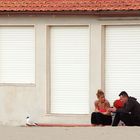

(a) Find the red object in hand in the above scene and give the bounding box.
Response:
[114,99,124,109]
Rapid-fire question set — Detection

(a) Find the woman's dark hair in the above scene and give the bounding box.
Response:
[119,91,128,97]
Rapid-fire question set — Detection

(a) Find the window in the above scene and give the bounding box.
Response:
[105,25,140,104]
[50,26,89,114]
[0,26,35,84]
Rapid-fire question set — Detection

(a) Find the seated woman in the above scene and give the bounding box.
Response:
[91,90,112,126]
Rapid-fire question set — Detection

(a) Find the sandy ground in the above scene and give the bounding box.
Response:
[1,126,140,140]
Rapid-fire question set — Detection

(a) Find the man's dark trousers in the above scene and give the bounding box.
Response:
[112,112,140,126]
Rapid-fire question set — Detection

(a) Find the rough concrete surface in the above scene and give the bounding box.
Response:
[1,126,140,140]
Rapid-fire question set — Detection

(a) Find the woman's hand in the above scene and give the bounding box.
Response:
[108,107,116,112]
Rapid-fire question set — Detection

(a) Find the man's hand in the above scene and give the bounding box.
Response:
[108,107,116,112]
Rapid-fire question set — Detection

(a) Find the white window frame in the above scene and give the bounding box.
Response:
[46,24,91,116]
[0,25,36,86]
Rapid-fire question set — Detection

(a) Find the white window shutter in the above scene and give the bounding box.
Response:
[50,26,89,114]
[105,26,140,105]
[0,26,35,84]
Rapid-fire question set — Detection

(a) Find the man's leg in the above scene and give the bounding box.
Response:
[112,112,121,126]
[129,116,140,126]
[119,113,133,126]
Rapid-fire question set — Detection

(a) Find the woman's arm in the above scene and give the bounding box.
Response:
[94,101,99,112]
[103,101,111,115]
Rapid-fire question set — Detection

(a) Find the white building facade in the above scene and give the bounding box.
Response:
[0,14,140,125]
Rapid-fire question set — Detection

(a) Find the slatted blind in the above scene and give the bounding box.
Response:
[0,26,35,84]
[50,26,89,114]
[105,26,140,105]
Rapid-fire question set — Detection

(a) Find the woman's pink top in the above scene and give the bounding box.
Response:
[95,100,110,113]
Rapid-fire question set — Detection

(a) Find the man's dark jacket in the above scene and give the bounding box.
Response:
[116,97,140,117]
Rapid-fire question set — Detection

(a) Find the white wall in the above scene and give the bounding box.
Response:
[0,15,140,125]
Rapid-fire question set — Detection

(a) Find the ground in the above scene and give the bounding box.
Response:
[1,126,140,140]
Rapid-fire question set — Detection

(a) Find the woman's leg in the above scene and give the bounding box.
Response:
[94,113,112,125]
[91,112,112,125]
[91,112,98,124]
[94,112,104,125]
[103,115,112,125]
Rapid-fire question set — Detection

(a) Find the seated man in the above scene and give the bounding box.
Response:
[108,91,140,126]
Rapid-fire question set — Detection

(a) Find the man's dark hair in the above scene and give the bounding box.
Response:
[119,91,129,97]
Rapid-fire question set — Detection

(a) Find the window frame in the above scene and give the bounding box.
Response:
[46,24,91,116]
